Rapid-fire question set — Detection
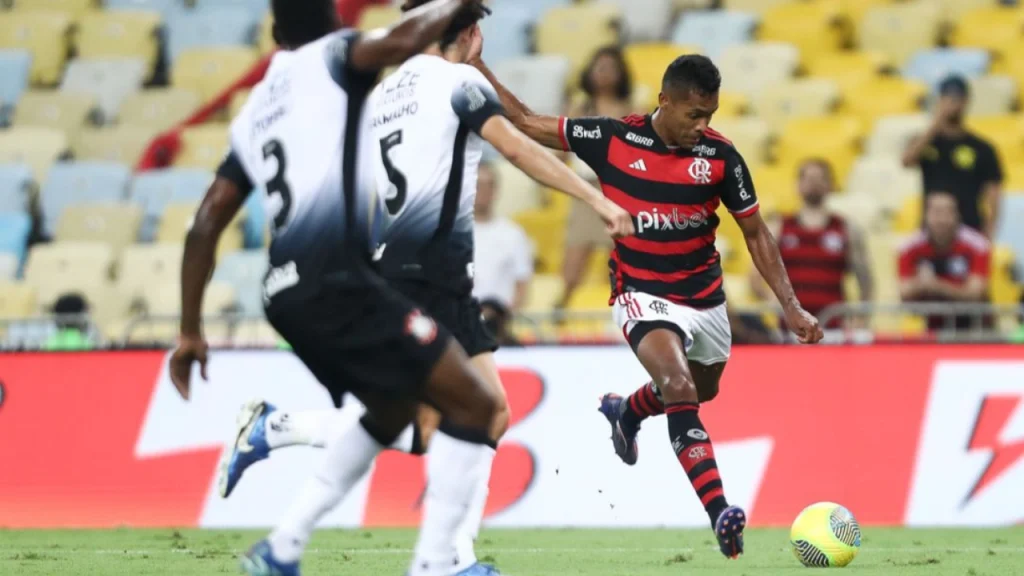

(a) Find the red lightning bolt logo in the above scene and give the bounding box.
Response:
[966,395,1024,502]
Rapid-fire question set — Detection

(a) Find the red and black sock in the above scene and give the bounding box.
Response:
[665,401,728,526]
[620,381,664,431]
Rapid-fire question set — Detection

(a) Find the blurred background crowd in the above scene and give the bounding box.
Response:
[1,0,1023,350]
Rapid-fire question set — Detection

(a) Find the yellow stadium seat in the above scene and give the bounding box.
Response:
[229,89,251,118]
[758,0,845,64]
[13,91,97,135]
[259,13,275,55]
[749,163,801,216]
[23,241,114,305]
[950,6,1024,64]
[707,117,773,165]
[845,157,922,212]
[523,274,564,314]
[840,76,926,125]
[157,201,244,257]
[172,47,259,102]
[723,273,755,307]
[715,204,749,275]
[173,124,229,171]
[936,0,1003,21]
[997,49,1024,103]
[357,5,401,31]
[536,3,621,82]
[76,11,162,79]
[0,11,72,85]
[751,78,840,132]
[492,159,542,218]
[804,51,891,93]
[147,281,237,316]
[991,244,1021,305]
[718,42,800,98]
[968,75,1017,117]
[12,0,95,17]
[837,0,895,34]
[865,113,930,158]
[73,125,159,166]
[966,115,1024,165]
[117,244,182,301]
[566,282,612,311]
[583,248,612,285]
[1003,163,1024,191]
[55,203,143,253]
[715,91,748,119]
[859,2,943,67]
[0,282,37,319]
[867,232,901,307]
[0,126,69,182]
[775,116,864,184]
[514,208,567,275]
[825,191,886,233]
[893,194,922,233]
[722,0,791,15]
[624,43,700,110]
[118,88,200,132]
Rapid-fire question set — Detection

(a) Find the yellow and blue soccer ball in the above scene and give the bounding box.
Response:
[790,502,862,567]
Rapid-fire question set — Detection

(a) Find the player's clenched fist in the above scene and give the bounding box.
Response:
[596,198,635,239]
[785,306,824,344]
[169,334,209,400]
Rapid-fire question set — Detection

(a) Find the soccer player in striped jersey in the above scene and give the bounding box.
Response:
[471,51,824,557]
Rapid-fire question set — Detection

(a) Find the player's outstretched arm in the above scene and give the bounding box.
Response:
[480,115,633,238]
[468,56,564,150]
[349,0,487,72]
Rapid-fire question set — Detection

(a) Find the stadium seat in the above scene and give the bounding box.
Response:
[147,281,237,316]
[172,47,259,102]
[995,194,1024,272]
[966,115,1024,165]
[903,48,990,93]
[0,211,32,268]
[212,249,268,315]
[867,232,901,307]
[0,126,69,183]
[865,113,930,159]
[706,117,773,165]
[535,3,621,80]
[166,7,259,64]
[13,91,98,135]
[60,58,148,123]
[522,273,563,315]
[841,76,927,125]
[671,10,758,61]
[515,208,566,274]
[749,163,801,216]
[0,282,36,318]
[0,11,73,85]
[1003,163,1024,191]
[714,204,749,274]
[775,116,865,185]
[173,124,229,171]
[935,0,1003,21]
[492,159,542,218]
[714,91,748,119]
[129,168,212,240]
[104,0,176,12]
[758,0,844,64]
[116,243,184,305]
[0,164,34,213]
[990,244,1021,308]
[825,191,887,234]
[357,5,401,30]
[0,254,18,280]
[39,161,132,236]
[157,201,244,257]
[859,2,943,67]
[11,0,96,16]
[229,89,250,118]
[721,0,790,15]
[605,0,673,41]
[845,157,923,212]
[479,4,531,63]
[949,5,1024,66]
[804,51,891,94]
[892,193,922,233]
[750,78,840,132]
[624,43,700,110]
[718,42,800,98]
[242,189,266,248]
[73,125,159,166]
[491,56,571,117]
[55,203,143,253]
[0,50,32,113]
[76,10,162,79]
[118,88,200,132]
[23,241,114,304]
[967,75,1017,116]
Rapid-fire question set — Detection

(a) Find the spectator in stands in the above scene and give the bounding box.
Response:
[557,46,635,312]
[472,162,533,345]
[43,293,93,351]
[1013,292,1024,343]
[750,159,873,327]
[903,75,1003,238]
[899,191,991,332]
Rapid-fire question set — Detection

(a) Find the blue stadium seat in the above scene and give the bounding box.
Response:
[165,7,259,63]
[0,164,33,213]
[0,211,31,268]
[190,0,269,11]
[903,48,990,93]
[672,10,758,60]
[213,249,268,315]
[40,162,132,237]
[480,4,532,64]
[129,168,213,241]
[243,188,266,249]
[996,195,1024,273]
[0,50,32,113]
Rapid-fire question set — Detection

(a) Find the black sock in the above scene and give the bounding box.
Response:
[620,381,664,431]
[666,401,729,526]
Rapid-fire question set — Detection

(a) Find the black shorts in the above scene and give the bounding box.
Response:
[265,273,451,409]
[389,279,498,358]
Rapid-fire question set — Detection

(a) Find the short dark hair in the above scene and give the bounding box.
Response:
[271,0,338,48]
[798,158,834,182]
[401,1,490,50]
[580,45,633,101]
[661,54,721,98]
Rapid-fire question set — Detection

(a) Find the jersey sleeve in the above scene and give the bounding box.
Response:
[897,246,917,279]
[558,116,613,168]
[721,146,759,218]
[450,65,505,136]
[969,242,992,278]
[216,150,254,194]
[324,29,379,91]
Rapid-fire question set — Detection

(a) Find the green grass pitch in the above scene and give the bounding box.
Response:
[2,527,1022,575]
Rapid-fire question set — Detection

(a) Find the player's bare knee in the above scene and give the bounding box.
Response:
[658,373,699,404]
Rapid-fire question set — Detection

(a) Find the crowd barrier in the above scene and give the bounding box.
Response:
[1,345,1022,528]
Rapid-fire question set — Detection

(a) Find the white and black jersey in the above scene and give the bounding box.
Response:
[368,54,504,294]
[219,29,379,300]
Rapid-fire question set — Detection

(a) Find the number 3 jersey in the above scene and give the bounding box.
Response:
[224,29,379,295]
[368,54,504,294]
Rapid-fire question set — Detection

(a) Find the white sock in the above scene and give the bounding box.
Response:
[453,468,491,571]
[268,418,382,562]
[265,410,334,449]
[410,431,496,576]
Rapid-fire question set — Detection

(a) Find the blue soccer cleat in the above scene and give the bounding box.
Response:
[598,393,638,466]
[219,399,275,498]
[715,505,747,559]
[453,563,502,575]
[240,540,299,576]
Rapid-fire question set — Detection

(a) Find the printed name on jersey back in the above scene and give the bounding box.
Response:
[374,69,421,129]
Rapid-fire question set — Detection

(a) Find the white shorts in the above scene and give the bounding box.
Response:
[613,292,732,365]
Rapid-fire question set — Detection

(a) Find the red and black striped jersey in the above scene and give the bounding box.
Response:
[558,113,759,308]
[778,214,850,318]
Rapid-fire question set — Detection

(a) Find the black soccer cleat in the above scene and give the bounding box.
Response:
[715,505,747,559]
[598,393,639,466]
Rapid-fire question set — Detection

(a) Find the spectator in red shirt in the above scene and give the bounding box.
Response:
[899,191,991,331]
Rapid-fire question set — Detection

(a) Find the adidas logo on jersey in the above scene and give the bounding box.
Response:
[629,159,648,172]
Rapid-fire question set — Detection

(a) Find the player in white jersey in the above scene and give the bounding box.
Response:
[166,1,510,575]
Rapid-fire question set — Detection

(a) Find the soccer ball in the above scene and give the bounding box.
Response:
[790,502,862,567]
